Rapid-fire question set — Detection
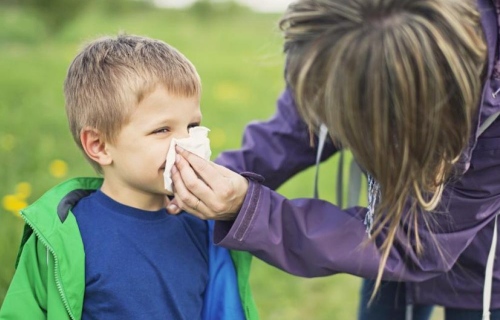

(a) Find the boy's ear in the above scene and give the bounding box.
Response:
[80,127,112,166]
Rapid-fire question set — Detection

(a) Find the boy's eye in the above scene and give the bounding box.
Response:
[153,128,170,134]
[188,123,200,129]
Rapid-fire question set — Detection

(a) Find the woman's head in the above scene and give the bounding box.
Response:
[280,0,486,292]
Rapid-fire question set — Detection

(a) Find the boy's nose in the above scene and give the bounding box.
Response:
[173,130,190,140]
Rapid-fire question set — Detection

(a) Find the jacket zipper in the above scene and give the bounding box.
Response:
[21,213,76,320]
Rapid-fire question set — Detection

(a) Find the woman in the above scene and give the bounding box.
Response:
[168,0,500,318]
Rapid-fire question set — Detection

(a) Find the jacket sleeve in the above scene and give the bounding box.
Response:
[215,88,338,190]
[213,176,499,282]
[0,234,47,319]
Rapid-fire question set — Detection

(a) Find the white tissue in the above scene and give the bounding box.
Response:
[163,126,211,193]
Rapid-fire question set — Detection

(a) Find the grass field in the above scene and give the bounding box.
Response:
[0,3,443,319]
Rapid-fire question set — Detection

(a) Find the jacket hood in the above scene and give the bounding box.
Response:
[21,177,103,230]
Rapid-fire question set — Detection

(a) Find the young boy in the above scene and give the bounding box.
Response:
[0,34,258,320]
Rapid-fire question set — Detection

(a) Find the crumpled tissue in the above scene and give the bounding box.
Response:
[163,126,211,193]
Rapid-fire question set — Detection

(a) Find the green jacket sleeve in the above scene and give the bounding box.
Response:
[0,234,48,319]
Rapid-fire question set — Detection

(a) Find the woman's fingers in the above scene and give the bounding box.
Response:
[171,164,208,211]
[171,147,248,220]
[165,196,181,214]
[175,146,234,191]
[172,153,213,199]
[170,154,227,219]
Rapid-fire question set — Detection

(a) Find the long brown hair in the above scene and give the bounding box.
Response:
[280,0,486,294]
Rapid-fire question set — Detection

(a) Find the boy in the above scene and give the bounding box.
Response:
[0,34,257,320]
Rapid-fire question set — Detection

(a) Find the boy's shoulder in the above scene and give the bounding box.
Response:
[23,177,103,220]
[17,177,103,255]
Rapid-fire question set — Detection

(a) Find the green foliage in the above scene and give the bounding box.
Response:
[9,0,150,36]
[92,0,155,16]
[189,0,249,19]
[19,0,89,35]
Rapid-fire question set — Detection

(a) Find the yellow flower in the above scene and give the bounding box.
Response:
[3,183,31,218]
[49,159,68,178]
[15,182,32,200]
[2,194,27,215]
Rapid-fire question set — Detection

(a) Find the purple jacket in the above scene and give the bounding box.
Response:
[214,0,500,310]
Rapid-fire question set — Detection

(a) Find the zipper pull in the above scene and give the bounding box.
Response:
[492,88,500,98]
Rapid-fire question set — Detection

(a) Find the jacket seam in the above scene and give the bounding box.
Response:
[234,181,260,242]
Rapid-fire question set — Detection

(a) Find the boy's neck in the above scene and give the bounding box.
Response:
[99,179,166,212]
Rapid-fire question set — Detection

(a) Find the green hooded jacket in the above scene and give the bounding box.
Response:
[0,177,258,320]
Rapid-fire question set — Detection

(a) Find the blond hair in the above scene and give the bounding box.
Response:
[64,34,201,173]
[280,0,486,295]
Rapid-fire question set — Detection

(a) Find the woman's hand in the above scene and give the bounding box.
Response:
[167,146,249,220]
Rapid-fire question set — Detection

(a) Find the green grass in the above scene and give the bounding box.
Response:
[0,4,444,319]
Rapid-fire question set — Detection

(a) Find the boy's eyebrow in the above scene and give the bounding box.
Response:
[145,114,203,127]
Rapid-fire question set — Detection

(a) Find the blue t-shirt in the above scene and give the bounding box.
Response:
[72,189,208,320]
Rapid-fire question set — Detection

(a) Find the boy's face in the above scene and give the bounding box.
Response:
[101,85,201,211]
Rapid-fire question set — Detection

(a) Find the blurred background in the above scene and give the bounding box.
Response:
[0,0,442,318]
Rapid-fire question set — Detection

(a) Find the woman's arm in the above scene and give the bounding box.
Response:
[212,180,495,282]
[171,146,499,282]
